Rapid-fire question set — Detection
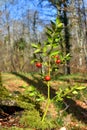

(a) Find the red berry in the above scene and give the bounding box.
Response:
[36,62,42,68]
[45,76,51,81]
[56,59,61,64]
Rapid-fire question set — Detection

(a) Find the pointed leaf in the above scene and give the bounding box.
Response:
[46,32,52,38]
[29,92,36,97]
[72,91,78,95]
[27,86,36,92]
[34,49,41,53]
[48,37,53,43]
[32,43,38,48]
[55,38,60,42]
[31,59,35,64]
[58,23,63,28]
[56,18,61,24]
[76,86,86,90]
[43,46,47,53]
[51,21,56,30]
[46,27,53,34]
[50,51,59,57]
[56,18,63,28]
[66,95,71,99]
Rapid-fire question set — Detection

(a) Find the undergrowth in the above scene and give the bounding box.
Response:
[0,72,87,130]
[20,110,56,130]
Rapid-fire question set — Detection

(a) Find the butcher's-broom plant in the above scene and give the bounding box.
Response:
[32,17,69,121]
[31,17,86,122]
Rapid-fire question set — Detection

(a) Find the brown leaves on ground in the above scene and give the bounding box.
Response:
[2,73,29,92]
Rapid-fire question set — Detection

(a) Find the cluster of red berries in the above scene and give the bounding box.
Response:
[55,55,61,64]
[35,55,61,81]
[35,62,50,81]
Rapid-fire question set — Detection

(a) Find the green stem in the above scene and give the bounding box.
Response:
[42,81,50,122]
[42,56,51,122]
[48,81,50,99]
[0,72,2,86]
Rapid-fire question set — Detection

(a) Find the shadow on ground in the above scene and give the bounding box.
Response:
[11,72,56,98]
[11,72,87,124]
[64,98,87,124]
[59,78,87,83]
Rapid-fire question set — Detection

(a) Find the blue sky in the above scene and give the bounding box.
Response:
[0,0,86,34]
[0,0,57,24]
[0,0,87,25]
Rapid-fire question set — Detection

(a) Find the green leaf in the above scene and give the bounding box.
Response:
[66,53,71,58]
[46,32,52,38]
[58,23,63,28]
[52,43,58,48]
[46,27,53,34]
[56,18,63,28]
[19,86,26,89]
[76,86,86,90]
[36,96,45,102]
[48,37,53,43]
[29,92,36,97]
[31,43,38,48]
[65,88,70,92]
[56,18,61,24]
[72,90,78,95]
[43,46,47,53]
[30,58,38,64]
[53,33,59,39]
[64,53,71,61]
[66,95,72,99]
[27,86,36,92]
[50,51,59,57]
[51,21,56,30]
[31,60,34,64]
[34,49,41,54]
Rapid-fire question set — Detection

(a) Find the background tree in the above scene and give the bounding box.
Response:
[47,0,70,74]
[48,0,87,73]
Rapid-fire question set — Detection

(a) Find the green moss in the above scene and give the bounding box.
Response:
[20,110,56,130]
[0,72,11,100]
[14,93,35,110]
[0,86,10,100]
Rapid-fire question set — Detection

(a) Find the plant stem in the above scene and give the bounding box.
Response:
[0,72,2,86]
[42,81,50,122]
[42,56,51,122]
[48,81,50,99]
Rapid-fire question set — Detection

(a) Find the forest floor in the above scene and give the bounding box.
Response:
[0,72,87,130]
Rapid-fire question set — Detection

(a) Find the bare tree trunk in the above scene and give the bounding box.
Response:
[63,2,71,74]
[82,0,87,67]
